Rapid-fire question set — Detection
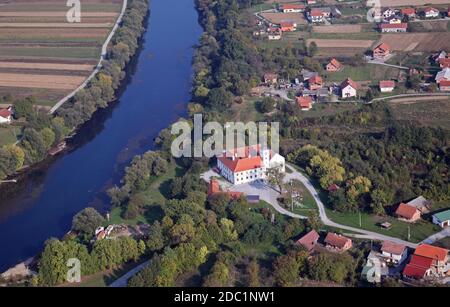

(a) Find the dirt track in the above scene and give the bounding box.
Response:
[313,25,362,33]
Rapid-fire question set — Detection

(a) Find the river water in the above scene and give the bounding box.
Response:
[0,0,202,273]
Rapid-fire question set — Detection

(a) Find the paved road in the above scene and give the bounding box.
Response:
[50,0,128,114]
[421,227,450,245]
[367,92,450,104]
[109,260,150,287]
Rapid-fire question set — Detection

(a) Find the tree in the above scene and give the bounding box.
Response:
[71,207,105,235]
[370,189,390,215]
[203,261,230,287]
[146,221,165,251]
[247,258,260,287]
[273,250,308,286]
[40,127,56,150]
[266,167,286,193]
[256,97,275,113]
[308,41,318,57]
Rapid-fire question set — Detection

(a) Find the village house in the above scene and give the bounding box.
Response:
[216,145,286,185]
[279,22,296,32]
[264,73,278,85]
[0,107,13,124]
[306,0,316,5]
[379,80,395,92]
[439,57,450,68]
[267,27,282,40]
[395,203,421,223]
[296,229,320,252]
[297,96,313,111]
[382,8,396,19]
[439,80,450,91]
[362,251,388,283]
[403,244,449,279]
[373,43,390,60]
[308,75,323,90]
[435,67,450,83]
[380,23,408,33]
[280,3,305,13]
[326,58,343,72]
[324,233,352,252]
[309,9,325,23]
[401,8,416,18]
[424,7,440,18]
[380,241,408,264]
[432,209,450,228]
[406,196,431,213]
[340,78,358,98]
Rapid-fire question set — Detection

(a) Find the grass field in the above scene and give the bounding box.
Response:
[0,126,20,147]
[324,64,401,83]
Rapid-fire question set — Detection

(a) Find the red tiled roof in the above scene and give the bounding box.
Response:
[374,42,390,52]
[208,179,221,196]
[439,80,450,86]
[0,109,12,118]
[340,78,358,90]
[325,233,352,249]
[403,254,433,279]
[297,96,312,108]
[381,241,406,255]
[280,22,295,27]
[379,80,395,88]
[424,7,439,13]
[395,203,420,220]
[401,8,416,15]
[380,23,408,29]
[329,58,342,69]
[308,75,323,84]
[414,244,449,262]
[297,230,320,251]
[282,4,305,10]
[310,9,323,17]
[218,145,266,173]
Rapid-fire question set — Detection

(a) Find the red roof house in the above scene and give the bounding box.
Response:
[326,58,343,72]
[0,108,12,124]
[297,96,313,111]
[403,244,449,279]
[308,75,323,90]
[324,233,352,252]
[296,230,320,252]
[379,80,395,92]
[401,8,416,17]
[280,22,296,32]
[395,203,421,222]
[380,23,408,33]
[403,254,434,279]
[414,244,449,263]
[373,43,390,60]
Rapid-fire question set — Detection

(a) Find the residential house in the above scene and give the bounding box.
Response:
[438,57,450,68]
[217,145,285,185]
[404,244,449,279]
[435,67,450,83]
[279,22,296,32]
[301,69,318,81]
[362,251,388,283]
[308,75,323,90]
[380,23,408,33]
[306,0,316,5]
[373,43,391,60]
[0,107,13,124]
[208,178,244,199]
[379,80,395,92]
[432,209,450,228]
[439,80,450,91]
[268,27,282,40]
[264,73,278,84]
[320,7,332,18]
[324,233,352,252]
[401,8,416,18]
[434,50,447,64]
[424,7,440,18]
[280,4,305,13]
[340,78,358,98]
[395,203,421,223]
[297,96,313,111]
[309,9,325,23]
[326,58,343,72]
[382,8,396,19]
[406,196,431,213]
[380,241,408,264]
[296,230,320,252]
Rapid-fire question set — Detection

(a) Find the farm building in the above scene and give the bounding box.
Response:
[326,58,343,72]
[324,233,352,253]
[373,43,391,60]
[340,78,358,98]
[297,96,313,111]
[380,23,408,33]
[379,80,395,92]
[424,7,440,18]
[380,241,408,264]
[296,230,320,252]
[0,107,13,124]
[280,4,305,13]
[395,203,421,223]
[432,209,450,228]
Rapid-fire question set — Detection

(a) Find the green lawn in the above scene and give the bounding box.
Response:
[0,47,100,59]
[310,32,380,41]
[324,64,401,83]
[0,126,20,146]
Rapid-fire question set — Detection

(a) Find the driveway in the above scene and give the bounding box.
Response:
[109,260,151,288]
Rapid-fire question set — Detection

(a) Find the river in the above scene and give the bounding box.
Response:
[0,0,202,273]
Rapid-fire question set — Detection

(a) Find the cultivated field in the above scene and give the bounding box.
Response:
[312,25,362,33]
[0,0,123,106]
[367,0,450,6]
[307,39,374,49]
[378,33,450,52]
[260,12,308,25]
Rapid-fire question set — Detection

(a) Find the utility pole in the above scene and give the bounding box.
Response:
[408,226,411,241]
[359,212,362,228]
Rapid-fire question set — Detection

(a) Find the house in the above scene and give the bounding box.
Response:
[435,67,450,83]
[424,7,440,18]
[297,96,313,111]
[340,78,358,98]
[324,233,352,252]
[326,58,343,72]
[380,23,408,33]
[382,8,396,19]
[301,69,318,81]
[216,145,285,185]
[432,209,450,228]
[438,57,450,68]
[309,9,325,23]
[404,244,449,279]
[387,16,402,24]
[296,230,320,252]
[406,196,431,213]
[379,80,395,92]
[308,75,323,90]
[279,22,296,32]
[280,4,305,13]
[439,80,450,91]
[319,7,332,18]
[306,0,316,5]
[362,251,388,283]
[268,27,282,40]
[395,203,421,223]
[434,50,447,64]
[0,107,13,124]
[373,43,390,60]
[208,178,244,199]
[264,73,278,84]
[401,8,416,18]
[380,241,408,264]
